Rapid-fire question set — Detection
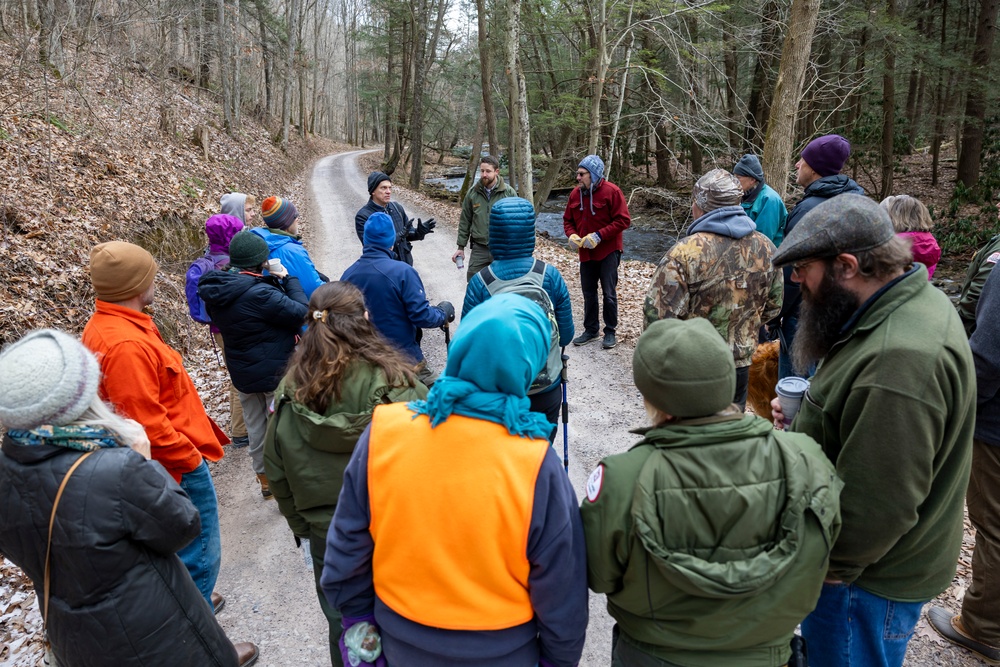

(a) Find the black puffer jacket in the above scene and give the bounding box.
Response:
[199,270,309,393]
[0,439,237,667]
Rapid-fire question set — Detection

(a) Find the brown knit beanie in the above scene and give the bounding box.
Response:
[89,241,158,302]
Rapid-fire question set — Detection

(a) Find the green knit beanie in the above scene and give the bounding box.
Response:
[633,318,736,418]
[228,231,269,269]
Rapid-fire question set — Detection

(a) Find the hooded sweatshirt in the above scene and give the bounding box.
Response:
[643,206,782,366]
[582,413,842,667]
[220,192,249,224]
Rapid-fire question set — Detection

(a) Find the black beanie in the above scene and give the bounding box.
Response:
[367,171,391,195]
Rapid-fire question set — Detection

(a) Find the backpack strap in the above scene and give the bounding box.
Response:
[529,258,546,278]
[479,265,498,288]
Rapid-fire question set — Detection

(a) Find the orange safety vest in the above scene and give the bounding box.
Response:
[367,402,551,631]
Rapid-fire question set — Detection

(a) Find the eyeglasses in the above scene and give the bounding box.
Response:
[576,171,589,177]
[790,259,819,278]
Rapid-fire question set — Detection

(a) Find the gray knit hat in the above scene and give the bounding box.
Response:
[733,154,765,183]
[693,169,743,213]
[0,329,101,430]
[772,194,894,267]
[633,318,735,418]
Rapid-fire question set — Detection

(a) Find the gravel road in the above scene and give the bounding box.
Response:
[211,149,635,666]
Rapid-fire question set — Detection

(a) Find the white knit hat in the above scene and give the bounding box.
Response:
[0,329,101,430]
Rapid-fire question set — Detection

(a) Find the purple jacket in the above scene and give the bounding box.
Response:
[899,231,941,279]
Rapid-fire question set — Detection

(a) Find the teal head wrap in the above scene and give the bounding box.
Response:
[408,293,555,440]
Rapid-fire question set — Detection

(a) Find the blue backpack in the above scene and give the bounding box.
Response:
[185,255,216,324]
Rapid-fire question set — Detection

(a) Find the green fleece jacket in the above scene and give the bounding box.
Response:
[262,361,427,541]
[792,265,975,602]
[457,175,517,248]
[581,411,841,667]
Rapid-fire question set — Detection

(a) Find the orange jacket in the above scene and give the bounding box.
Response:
[82,301,227,482]
[368,402,549,630]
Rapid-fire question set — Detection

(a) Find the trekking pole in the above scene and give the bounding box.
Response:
[561,351,569,472]
[442,322,451,349]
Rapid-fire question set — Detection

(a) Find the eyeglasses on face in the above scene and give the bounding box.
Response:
[576,171,589,177]
[790,259,820,277]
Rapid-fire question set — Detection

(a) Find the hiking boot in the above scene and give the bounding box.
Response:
[602,333,617,349]
[234,642,260,667]
[573,331,600,346]
[256,473,273,500]
[927,606,1000,664]
[231,436,249,448]
[211,591,225,615]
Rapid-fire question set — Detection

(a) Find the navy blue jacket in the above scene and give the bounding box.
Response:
[198,270,308,393]
[972,266,1000,447]
[774,175,865,323]
[341,247,446,362]
[355,200,415,266]
[463,198,574,349]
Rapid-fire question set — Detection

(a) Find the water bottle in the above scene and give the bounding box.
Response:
[343,621,382,666]
[455,254,464,270]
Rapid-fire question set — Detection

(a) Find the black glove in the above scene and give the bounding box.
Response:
[412,218,436,241]
[436,300,456,322]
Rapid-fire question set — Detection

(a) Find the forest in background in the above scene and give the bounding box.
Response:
[3,0,998,251]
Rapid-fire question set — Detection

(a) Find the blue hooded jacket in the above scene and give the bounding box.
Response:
[341,246,446,363]
[463,198,575,354]
[250,227,326,298]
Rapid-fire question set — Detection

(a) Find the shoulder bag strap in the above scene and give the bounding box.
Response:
[43,450,95,629]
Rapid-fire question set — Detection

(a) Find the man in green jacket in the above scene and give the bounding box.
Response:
[451,155,517,281]
[581,317,841,667]
[770,194,976,667]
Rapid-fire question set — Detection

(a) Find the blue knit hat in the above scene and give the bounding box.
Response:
[733,154,765,182]
[363,212,395,249]
[579,155,605,187]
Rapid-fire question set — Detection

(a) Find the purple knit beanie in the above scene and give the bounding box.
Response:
[801,135,851,177]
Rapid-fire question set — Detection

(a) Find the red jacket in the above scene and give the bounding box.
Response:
[563,179,631,262]
[82,301,227,482]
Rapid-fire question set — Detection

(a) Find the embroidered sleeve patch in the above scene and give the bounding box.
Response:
[586,464,605,503]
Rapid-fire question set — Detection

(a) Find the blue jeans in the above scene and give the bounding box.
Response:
[801,582,924,667]
[176,460,222,606]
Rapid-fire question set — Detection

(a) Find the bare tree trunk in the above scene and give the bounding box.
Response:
[218,0,233,131]
[255,0,273,115]
[762,0,821,199]
[461,109,486,201]
[475,0,498,156]
[606,1,634,180]
[957,0,1000,188]
[744,0,781,151]
[281,0,299,148]
[506,0,533,203]
[723,24,739,149]
[587,0,608,154]
[880,0,897,197]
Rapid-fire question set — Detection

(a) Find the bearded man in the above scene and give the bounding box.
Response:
[768,194,975,667]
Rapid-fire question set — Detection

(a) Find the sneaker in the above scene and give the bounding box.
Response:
[231,436,249,448]
[573,331,600,346]
[602,333,617,349]
[927,606,1000,663]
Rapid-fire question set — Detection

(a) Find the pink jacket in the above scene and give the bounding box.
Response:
[899,231,941,279]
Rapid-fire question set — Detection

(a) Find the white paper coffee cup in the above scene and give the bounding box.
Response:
[775,377,810,425]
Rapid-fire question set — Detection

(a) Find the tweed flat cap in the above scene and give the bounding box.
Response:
[771,194,894,267]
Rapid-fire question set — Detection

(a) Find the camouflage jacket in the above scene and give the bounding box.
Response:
[643,229,782,367]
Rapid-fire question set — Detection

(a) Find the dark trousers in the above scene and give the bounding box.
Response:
[580,251,621,335]
[734,365,749,412]
[962,439,1000,644]
[529,382,562,442]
